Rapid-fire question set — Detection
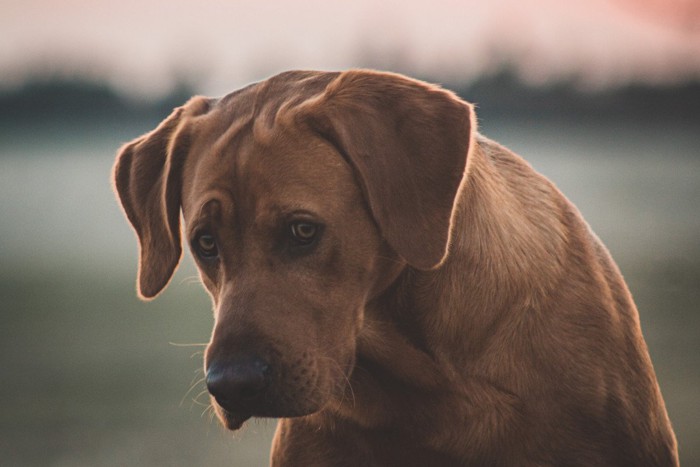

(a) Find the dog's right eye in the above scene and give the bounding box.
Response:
[289,222,318,245]
[194,233,219,259]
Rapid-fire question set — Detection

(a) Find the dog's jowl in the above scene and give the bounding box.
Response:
[113,70,678,466]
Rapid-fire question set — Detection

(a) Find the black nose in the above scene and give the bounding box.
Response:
[206,356,270,407]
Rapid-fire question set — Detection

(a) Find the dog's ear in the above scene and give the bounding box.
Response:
[299,70,475,270]
[112,98,209,299]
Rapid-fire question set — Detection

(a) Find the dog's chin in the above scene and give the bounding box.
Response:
[213,399,325,431]
[217,406,252,431]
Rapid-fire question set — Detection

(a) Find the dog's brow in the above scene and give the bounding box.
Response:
[193,197,227,226]
[276,205,322,219]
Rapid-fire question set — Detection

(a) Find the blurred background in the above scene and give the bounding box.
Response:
[1,0,698,465]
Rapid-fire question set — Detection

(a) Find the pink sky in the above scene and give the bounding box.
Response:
[2,0,699,97]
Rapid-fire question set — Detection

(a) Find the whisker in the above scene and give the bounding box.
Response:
[180,375,207,407]
[191,389,212,407]
[180,275,203,286]
[201,403,215,420]
[168,342,207,361]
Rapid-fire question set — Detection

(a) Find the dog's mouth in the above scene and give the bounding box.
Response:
[210,393,324,431]
[209,394,256,430]
[217,405,252,430]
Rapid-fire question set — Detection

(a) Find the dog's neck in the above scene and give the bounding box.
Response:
[358,136,568,389]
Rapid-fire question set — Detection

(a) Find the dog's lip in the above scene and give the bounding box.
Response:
[221,408,252,430]
[211,396,253,430]
[215,397,323,430]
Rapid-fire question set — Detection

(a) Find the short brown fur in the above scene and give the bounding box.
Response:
[113,70,678,466]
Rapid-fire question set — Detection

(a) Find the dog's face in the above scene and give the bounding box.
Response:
[113,70,474,429]
[181,120,394,428]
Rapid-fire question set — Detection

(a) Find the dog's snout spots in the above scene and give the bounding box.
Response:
[206,356,271,408]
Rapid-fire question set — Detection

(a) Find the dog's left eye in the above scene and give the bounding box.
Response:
[194,233,219,259]
[289,221,319,245]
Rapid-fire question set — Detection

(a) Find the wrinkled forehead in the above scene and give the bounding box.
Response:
[184,131,350,207]
[179,93,357,225]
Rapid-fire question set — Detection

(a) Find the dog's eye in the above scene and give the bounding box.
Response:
[289,222,319,245]
[194,233,219,259]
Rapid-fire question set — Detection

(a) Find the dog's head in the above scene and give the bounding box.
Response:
[113,70,474,429]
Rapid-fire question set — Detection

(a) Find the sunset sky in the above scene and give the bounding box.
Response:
[2,0,699,97]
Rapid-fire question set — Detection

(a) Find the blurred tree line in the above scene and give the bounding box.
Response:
[1,70,698,126]
[0,79,195,126]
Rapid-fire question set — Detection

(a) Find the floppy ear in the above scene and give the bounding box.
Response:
[300,70,475,269]
[112,98,207,299]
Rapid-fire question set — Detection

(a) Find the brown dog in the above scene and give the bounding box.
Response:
[113,70,678,466]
